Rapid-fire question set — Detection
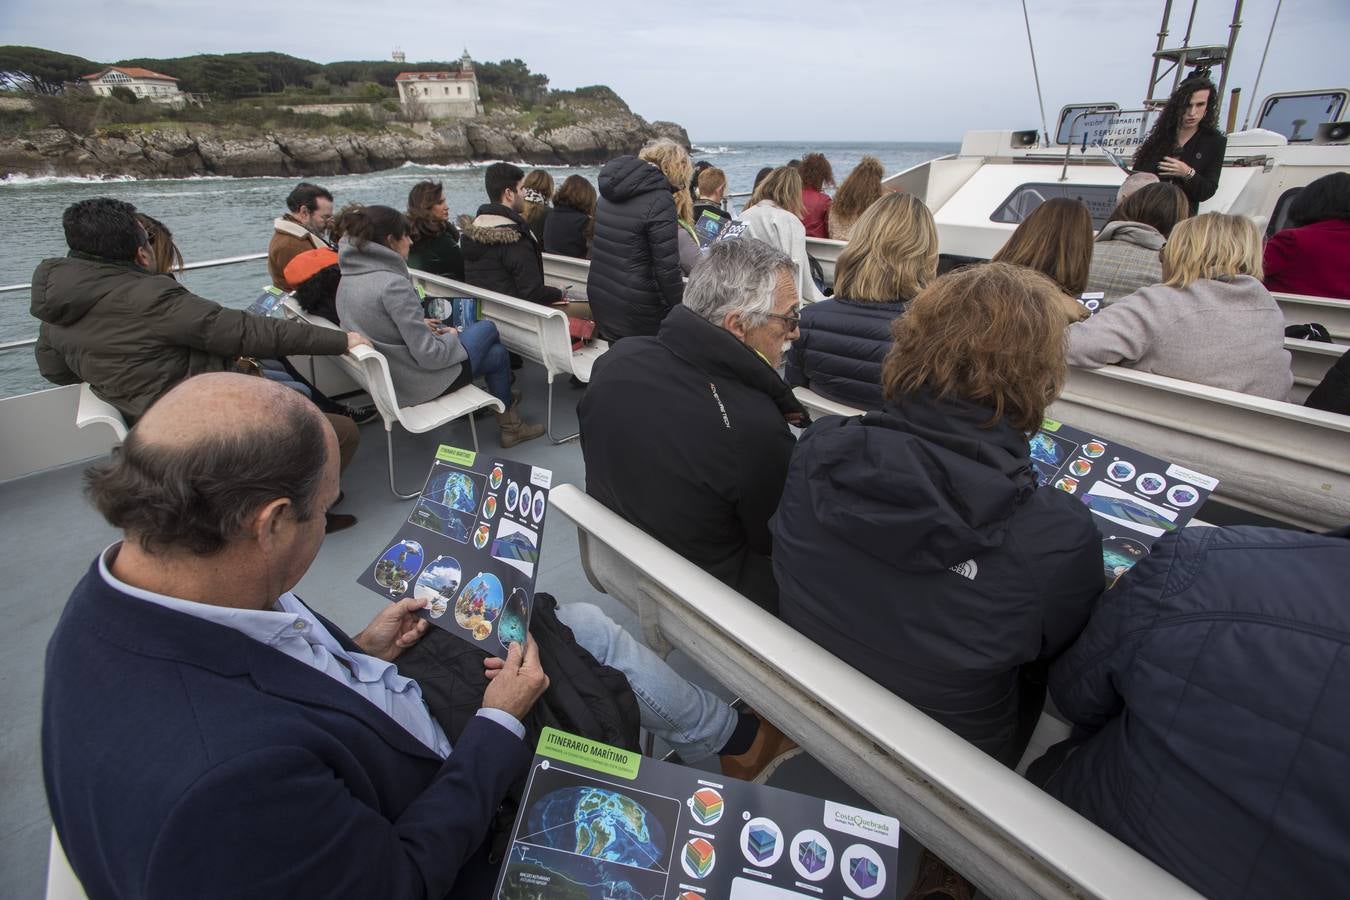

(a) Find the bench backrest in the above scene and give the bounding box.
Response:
[409,270,587,381]
[1274,292,1350,343]
[548,483,1201,900]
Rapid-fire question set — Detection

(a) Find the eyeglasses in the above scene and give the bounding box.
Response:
[766,309,801,329]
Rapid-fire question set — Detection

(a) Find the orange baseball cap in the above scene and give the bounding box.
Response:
[284,247,339,287]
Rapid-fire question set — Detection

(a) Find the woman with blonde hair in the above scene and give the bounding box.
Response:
[519,169,555,244]
[586,138,688,338]
[773,260,1101,769]
[827,155,885,240]
[637,139,700,275]
[1067,212,1291,399]
[740,166,825,303]
[992,197,1095,323]
[786,193,938,407]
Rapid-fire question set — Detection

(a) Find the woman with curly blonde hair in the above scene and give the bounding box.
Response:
[638,139,700,275]
[773,260,1102,773]
[828,156,885,240]
[1068,212,1291,399]
[786,192,938,407]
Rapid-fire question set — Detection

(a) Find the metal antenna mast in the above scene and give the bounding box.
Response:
[1021,0,1052,145]
[1242,0,1282,129]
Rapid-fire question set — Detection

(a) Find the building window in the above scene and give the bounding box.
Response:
[457,86,462,95]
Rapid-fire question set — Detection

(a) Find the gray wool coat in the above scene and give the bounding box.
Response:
[1085,221,1166,305]
[1066,274,1292,401]
[336,238,468,406]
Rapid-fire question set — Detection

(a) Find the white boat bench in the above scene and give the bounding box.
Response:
[282,299,502,498]
[548,482,1202,900]
[408,271,608,444]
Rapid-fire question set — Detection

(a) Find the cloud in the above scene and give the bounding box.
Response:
[3,0,1345,140]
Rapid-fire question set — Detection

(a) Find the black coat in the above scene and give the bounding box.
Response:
[542,204,591,259]
[579,305,806,612]
[784,297,906,410]
[770,393,1103,764]
[1135,128,1226,214]
[1030,525,1350,899]
[587,156,685,340]
[459,203,562,306]
[1305,346,1350,415]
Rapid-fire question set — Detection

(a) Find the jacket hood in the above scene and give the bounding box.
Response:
[599,156,674,203]
[793,393,1036,571]
[463,213,524,246]
[1096,221,1165,250]
[30,255,150,327]
[337,237,410,279]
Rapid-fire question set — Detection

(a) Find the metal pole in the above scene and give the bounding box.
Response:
[1215,0,1245,125]
[1147,0,1176,103]
[1227,88,1242,132]
[1173,0,1201,93]
[1242,0,1281,129]
[1020,0,1052,145]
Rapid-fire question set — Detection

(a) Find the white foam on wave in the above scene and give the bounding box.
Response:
[691,145,740,155]
[400,159,595,172]
[1,173,137,187]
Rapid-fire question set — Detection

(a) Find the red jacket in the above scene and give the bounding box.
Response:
[800,188,832,239]
[1263,219,1350,300]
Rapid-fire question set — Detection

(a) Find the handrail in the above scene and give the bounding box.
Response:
[1,251,268,294]
[1058,107,1151,181]
[0,338,37,354]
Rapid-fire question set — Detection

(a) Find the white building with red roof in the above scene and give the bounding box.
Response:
[394,50,482,120]
[82,66,185,106]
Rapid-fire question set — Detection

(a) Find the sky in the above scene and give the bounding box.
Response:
[2,0,1347,142]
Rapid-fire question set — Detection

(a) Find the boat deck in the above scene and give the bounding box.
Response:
[0,361,907,898]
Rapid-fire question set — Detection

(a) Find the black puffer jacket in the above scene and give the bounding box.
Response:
[784,297,906,410]
[579,305,807,612]
[586,156,684,339]
[459,203,562,307]
[542,204,591,259]
[770,392,1103,764]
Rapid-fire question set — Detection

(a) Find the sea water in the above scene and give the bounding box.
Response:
[0,140,957,397]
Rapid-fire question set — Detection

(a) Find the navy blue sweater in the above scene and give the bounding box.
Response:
[784,297,906,410]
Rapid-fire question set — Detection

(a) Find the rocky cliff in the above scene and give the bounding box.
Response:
[0,113,692,179]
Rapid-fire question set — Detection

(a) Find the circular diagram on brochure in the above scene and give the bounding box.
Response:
[789,829,834,882]
[519,485,533,517]
[482,495,498,519]
[455,572,504,639]
[1054,476,1080,494]
[505,481,520,513]
[688,787,724,827]
[740,817,784,867]
[1167,484,1200,507]
[1083,441,1106,458]
[531,490,546,523]
[839,843,887,898]
[1102,536,1148,584]
[473,524,490,549]
[413,555,462,618]
[1107,460,1136,482]
[489,465,504,490]
[373,540,423,596]
[682,837,716,880]
[1136,473,1166,495]
[1069,459,1092,477]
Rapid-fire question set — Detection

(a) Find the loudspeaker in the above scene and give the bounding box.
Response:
[1313,121,1350,144]
[1011,129,1039,149]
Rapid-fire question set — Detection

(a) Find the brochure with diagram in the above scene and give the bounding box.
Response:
[494,728,902,900]
[1032,419,1219,584]
[357,445,552,658]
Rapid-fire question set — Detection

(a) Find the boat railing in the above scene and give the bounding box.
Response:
[1058,107,1151,181]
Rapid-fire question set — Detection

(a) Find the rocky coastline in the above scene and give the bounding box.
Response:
[0,113,691,179]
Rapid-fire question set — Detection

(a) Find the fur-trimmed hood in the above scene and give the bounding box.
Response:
[461,203,529,247]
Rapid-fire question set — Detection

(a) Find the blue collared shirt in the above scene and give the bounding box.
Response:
[98,544,524,757]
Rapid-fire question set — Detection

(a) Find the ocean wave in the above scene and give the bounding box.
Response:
[1,173,138,187]
[399,160,595,172]
[691,145,740,155]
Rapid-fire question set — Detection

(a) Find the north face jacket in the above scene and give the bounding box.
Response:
[1031,525,1350,899]
[586,156,685,340]
[770,392,1103,764]
[459,203,562,307]
[32,253,348,419]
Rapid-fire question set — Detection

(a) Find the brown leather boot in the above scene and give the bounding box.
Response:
[495,404,545,449]
[719,717,802,784]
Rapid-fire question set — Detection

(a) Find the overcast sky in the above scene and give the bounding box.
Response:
[3,0,1346,141]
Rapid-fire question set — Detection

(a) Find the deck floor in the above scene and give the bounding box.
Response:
[0,362,895,898]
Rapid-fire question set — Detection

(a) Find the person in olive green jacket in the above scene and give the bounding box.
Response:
[33,198,370,424]
[405,180,465,283]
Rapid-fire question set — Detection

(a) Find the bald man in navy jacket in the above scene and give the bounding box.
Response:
[42,373,548,899]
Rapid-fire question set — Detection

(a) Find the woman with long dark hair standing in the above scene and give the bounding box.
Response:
[1131,76,1226,215]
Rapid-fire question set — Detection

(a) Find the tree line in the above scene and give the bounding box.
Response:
[0,45,554,107]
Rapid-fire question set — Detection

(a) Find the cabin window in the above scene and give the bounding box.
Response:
[1257,92,1348,142]
[990,183,1120,229]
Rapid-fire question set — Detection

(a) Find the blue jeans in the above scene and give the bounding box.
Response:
[260,359,312,399]
[557,603,737,762]
[457,320,512,407]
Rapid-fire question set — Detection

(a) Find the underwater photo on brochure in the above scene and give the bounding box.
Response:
[356,445,552,657]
